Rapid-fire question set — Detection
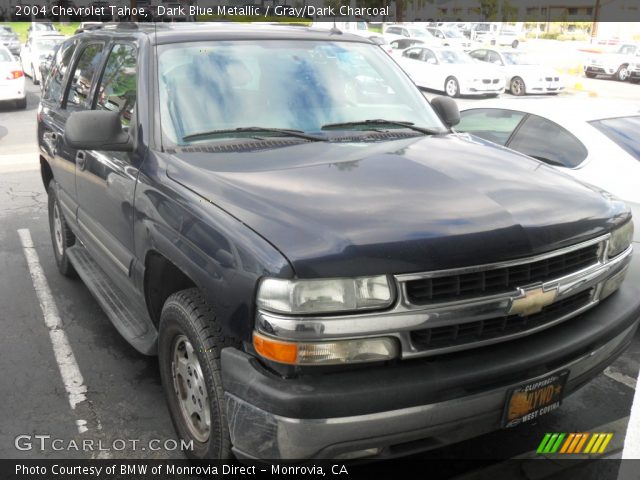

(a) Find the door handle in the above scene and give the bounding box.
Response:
[76,151,87,171]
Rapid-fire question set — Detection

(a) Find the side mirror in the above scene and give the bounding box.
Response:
[64,110,133,152]
[431,96,460,127]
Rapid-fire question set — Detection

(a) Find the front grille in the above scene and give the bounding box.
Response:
[406,244,599,304]
[482,79,491,84]
[410,289,593,351]
[492,78,500,84]
[545,77,560,81]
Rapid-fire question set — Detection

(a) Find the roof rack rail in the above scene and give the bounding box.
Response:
[101,22,140,30]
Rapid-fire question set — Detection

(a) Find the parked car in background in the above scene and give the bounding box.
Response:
[383,25,437,45]
[472,23,521,48]
[457,99,640,204]
[469,48,564,95]
[0,25,21,56]
[20,33,65,85]
[397,46,504,97]
[426,27,474,50]
[584,44,639,81]
[0,45,26,109]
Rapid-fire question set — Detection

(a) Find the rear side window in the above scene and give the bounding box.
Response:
[95,44,137,127]
[457,108,525,145]
[508,114,588,167]
[590,116,640,161]
[43,40,76,104]
[65,43,104,110]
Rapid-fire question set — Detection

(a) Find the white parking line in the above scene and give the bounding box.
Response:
[604,366,637,390]
[18,228,89,433]
[622,370,640,459]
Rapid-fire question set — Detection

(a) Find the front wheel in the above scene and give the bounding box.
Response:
[158,288,238,459]
[616,65,629,81]
[31,64,39,85]
[48,180,77,277]
[510,76,526,96]
[585,71,597,79]
[444,76,460,97]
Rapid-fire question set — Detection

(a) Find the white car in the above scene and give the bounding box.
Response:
[457,98,640,205]
[426,27,474,50]
[469,48,565,95]
[584,43,639,81]
[396,46,505,97]
[20,34,65,85]
[383,25,437,46]
[0,45,26,109]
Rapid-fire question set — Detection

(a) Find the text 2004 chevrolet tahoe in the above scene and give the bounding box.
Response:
[37,24,638,459]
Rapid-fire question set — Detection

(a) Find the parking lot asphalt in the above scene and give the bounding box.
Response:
[1,76,639,473]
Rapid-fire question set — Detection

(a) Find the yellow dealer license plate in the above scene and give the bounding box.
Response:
[502,371,569,428]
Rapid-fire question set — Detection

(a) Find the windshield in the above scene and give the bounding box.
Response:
[616,45,637,55]
[0,48,13,62]
[437,49,472,64]
[444,30,463,38]
[502,52,538,65]
[409,29,432,38]
[590,116,640,161]
[158,40,447,146]
[33,24,56,31]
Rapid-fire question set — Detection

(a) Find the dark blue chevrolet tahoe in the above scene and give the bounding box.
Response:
[37,23,638,460]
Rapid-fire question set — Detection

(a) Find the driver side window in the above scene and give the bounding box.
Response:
[65,43,104,111]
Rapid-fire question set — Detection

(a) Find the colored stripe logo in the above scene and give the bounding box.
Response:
[537,433,613,454]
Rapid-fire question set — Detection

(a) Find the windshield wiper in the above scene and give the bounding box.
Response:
[321,119,444,135]
[182,127,326,143]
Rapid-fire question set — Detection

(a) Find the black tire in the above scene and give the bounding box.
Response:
[616,64,630,82]
[48,180,77,277]
[510,76,526,96]
[15,97,27,109]
[31,64,39,85]
[585,71,597,79]
[444,76,460,97]
[158,288,239,460]
[511,40,519,48]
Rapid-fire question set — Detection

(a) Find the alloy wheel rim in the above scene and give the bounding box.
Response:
[512,79,524,95]
[171,335,211,443]
[53,203,64,257]
[446,80,457,96]
[619,68,628,80]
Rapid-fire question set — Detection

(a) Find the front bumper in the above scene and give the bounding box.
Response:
[584,65,617,76]
[222,253,640,459]
[460,82,505,96]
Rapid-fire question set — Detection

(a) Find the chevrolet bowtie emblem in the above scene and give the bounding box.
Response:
[509,286,558,316]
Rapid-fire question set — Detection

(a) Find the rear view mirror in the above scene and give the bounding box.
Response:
[431,96,460,127]
[64,110,133,152]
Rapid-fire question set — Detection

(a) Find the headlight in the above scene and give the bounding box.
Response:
[257,275,394,314]
[608,221,634,258]
[253,331,399,365]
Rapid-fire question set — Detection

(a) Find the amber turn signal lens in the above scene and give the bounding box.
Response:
[253,332,298,365]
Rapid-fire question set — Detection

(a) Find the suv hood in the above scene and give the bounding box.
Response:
[166,134,628,277]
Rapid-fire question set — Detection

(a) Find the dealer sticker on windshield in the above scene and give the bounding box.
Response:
[502,371,569,428]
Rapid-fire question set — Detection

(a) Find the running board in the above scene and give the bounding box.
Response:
[67,246,158,355]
